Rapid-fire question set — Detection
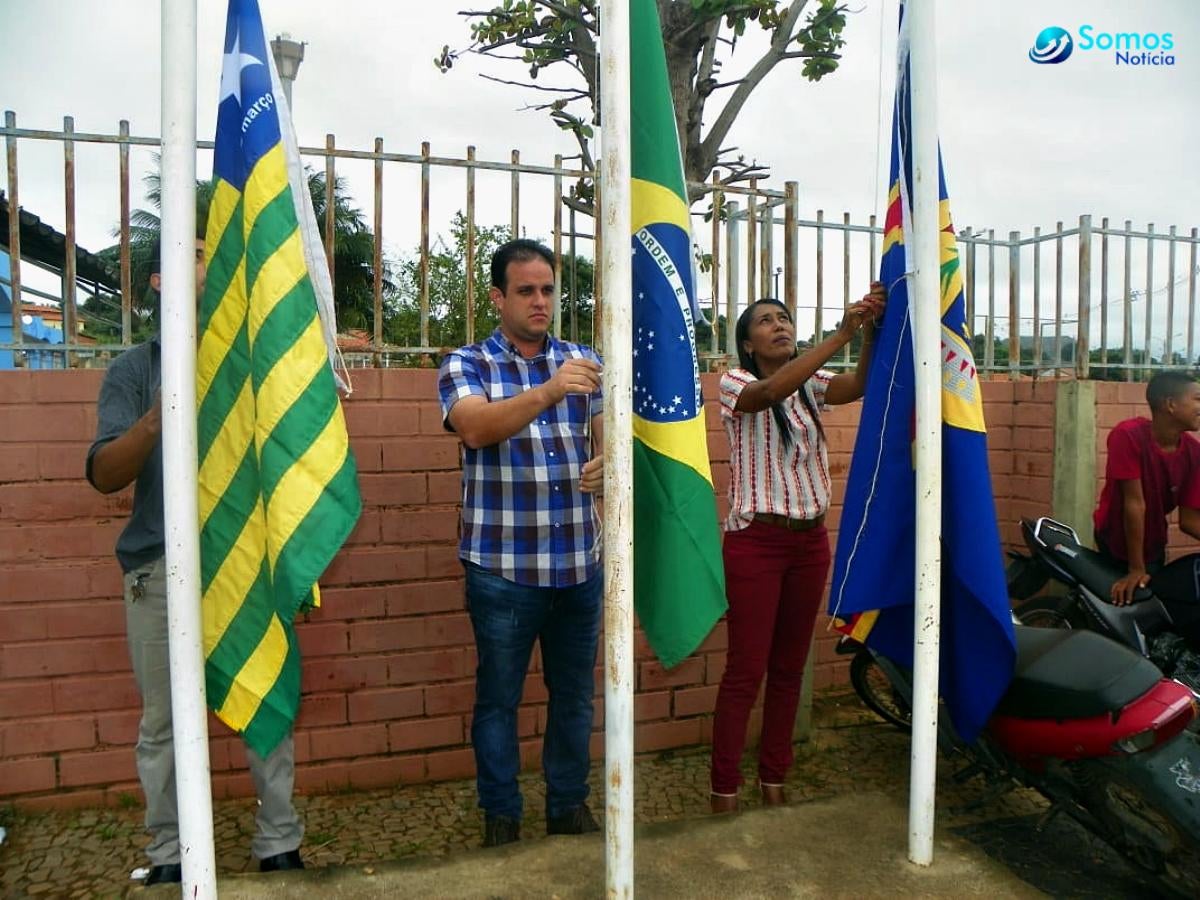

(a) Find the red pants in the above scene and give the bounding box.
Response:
[710,520,830,794]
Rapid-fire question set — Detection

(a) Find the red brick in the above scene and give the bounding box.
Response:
[37,443,96,480]
[673,685,719,718]
[96,709,141,745]
[388,715,463,751]
[387,579,465,616]
[1,637,128,678]
[424,747,476,781]
[0,404,89,442]
[428,471,462,504]
[30,370,105,403]
[348,686,424,723]
[294,622,349,657]
[424,681,475,715]
[521,678,549,704]
[419,402,449,435]
[53,673,140,712]
[635,718,703,752]
[359,472,427,507]
[211,770,255,800]
[344,402,418,437]
[308,723,389,761]
[380,508,460,544]
[343,509,381,546]
[348,618,426,653]
[295,755,424,793]
[0,681,54,719]
[15,788,109,810]
[423,613,473,648]
[381,438,461,472]
[59,747,138,787]
[315,586,388,620]
[0,444,39,482]
[380,369,440,401]
[638,656,705,690]
[0,757,57,794]
[0,562,91,602]
[321,547,425,586]
[635,690,671,722]
[349,437,384,472]
[695,622,728,654]
[705,652,726,685]
[45,600,126,639]
[0,714,96,756]
[300,656,389,693]
[0,371,35,403]
[0,606,49,640]
[386,649,470,685]
[426,546,462,579]
[296,692,348,727]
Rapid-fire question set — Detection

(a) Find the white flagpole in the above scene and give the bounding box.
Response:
[160,0,217,894]
[905,0,943,867]
[598,0,634,896]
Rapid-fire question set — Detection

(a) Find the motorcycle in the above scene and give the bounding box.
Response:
[1009,516,1200,696]
[840,624,1200,896]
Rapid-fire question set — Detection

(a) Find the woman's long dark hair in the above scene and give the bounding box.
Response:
[734,298,824,449]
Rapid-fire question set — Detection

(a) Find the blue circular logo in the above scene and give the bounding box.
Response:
[1029,27,1074,64]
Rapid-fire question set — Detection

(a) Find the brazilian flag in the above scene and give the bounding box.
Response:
[198,0,361,756]
[630,0,726,668]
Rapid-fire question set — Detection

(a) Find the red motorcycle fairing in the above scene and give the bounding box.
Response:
[988,678,1196,765]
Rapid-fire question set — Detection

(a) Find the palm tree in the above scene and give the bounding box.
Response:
[94,158,391,337]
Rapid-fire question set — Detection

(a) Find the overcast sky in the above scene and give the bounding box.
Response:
[3,1,1197,341]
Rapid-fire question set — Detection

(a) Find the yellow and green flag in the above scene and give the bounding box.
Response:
[630,0,726,668]
[198,0,361,756]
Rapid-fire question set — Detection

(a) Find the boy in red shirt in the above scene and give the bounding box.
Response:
[1093,371,1200,605]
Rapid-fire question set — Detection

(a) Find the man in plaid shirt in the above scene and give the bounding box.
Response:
[438,239,604,848]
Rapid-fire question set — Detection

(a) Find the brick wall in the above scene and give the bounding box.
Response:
[0,367,1048,808]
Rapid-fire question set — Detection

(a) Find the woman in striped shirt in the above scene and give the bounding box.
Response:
[711,285,885,813]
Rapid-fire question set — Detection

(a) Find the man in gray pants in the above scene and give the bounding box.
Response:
[87,238,304,885]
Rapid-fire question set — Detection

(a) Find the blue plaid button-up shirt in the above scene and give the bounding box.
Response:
[438,329,603,588]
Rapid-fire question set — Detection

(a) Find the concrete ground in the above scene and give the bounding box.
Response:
[0,692,1166,898]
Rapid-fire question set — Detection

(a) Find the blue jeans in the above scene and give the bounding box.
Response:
[464,562,602,821]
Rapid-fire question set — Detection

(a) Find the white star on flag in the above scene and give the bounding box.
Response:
[220,30,264,105]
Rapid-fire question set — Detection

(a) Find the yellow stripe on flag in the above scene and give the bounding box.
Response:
[198,378,255,528]
[215,613,289,731]
[197,260,247,402]
[246,230,307,345]
[266,407,351,569]
[633,409,714,484]
[631,178,690,235]
[253,317,327,441]
[242,144,290,233]
[202,500,268,651]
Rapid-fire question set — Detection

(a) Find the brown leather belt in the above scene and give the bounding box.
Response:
[753,513,825,532]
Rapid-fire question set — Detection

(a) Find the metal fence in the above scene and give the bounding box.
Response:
[3,113,1198,379]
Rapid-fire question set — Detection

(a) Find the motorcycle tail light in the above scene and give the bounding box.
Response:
[1112,729,1160,754]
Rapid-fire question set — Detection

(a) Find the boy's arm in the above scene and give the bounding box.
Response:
[1112,478,1148,606]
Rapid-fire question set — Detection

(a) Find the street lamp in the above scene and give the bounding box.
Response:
[773,266,782,298]
[270,33,305,109]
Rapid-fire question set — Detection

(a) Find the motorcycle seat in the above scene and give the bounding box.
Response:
[1045,540,1154,605]
[996,626,1163,720]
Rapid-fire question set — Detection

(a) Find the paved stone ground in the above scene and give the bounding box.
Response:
[0,691,1167,899]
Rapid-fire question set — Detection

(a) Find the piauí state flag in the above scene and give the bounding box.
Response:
[829,0,1015,741]
[630,0,726,669]
[198,0,361,757]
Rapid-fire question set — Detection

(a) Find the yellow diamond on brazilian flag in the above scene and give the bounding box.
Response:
[630,0,726,668]
[198,0,361,757]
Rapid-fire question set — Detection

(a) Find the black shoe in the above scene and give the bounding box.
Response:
[546,805,600,835]
[144,863,182,885]
[259,849,305,872]
[483,815,521,847]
